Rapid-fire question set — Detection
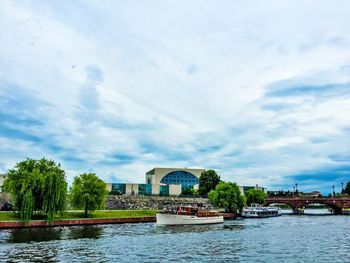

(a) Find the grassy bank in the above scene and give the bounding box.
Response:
[0,210,158,222]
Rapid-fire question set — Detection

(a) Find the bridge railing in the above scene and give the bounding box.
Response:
[267,197,350,201]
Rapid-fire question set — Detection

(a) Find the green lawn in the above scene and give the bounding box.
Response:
[0,212,18,221]
[0,210,158,222]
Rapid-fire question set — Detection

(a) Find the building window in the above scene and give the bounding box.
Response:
[111,184,126,195]
[138,184,152,196]
[160,185,169,196]
[160,171,199,187]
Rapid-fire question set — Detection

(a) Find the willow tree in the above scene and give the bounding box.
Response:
[199,170,221,197]
[245,188,267,206]
[208,182,245,213]
[3,158,67,222]
[70,173,107,217]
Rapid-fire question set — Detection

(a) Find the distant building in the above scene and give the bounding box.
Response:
[0,174,7,191]
[239,185,266,196]
[300,191,322,197]
[107,168,265,197]
[108,167,205,196]
[267,190,322,197]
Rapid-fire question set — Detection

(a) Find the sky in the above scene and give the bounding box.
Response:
[1,1,350,194]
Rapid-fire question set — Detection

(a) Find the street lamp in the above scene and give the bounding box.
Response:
[332,185,335,197]
[295,183,298,194]
[293,185,295,196]
[341,182,344,195]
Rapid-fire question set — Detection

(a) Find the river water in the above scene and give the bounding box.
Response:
[0,210,349,262]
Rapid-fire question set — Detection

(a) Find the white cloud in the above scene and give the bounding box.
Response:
[1,1,350,192]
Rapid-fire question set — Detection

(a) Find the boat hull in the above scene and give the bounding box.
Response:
[343,209,350,215]
[156,213,224,226]
[241,213,282,218]
[241,206,282,218]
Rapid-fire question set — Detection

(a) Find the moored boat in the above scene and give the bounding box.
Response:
[156,206,224,226]
[342,208,350,215]
[242,203,282,218]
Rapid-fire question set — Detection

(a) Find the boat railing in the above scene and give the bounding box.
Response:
[160,205,216,216]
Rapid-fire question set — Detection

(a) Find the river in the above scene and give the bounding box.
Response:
[0,210,349,262]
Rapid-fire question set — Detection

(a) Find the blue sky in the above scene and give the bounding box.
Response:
[1,1,350,193]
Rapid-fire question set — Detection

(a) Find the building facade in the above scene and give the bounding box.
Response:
[146,167,204,190]
[108,167,205,196]
[107,168,266,197]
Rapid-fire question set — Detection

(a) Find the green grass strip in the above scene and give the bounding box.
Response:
[0,210,158,222]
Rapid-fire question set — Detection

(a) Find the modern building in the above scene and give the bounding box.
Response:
[146,167,204,189]
[108,167,205,196]
[107,168,266,197]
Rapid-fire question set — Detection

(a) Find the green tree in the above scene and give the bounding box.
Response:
[345,181,350,195]
[180,188,199,197]
[70,173,108,217]
[245,188,267,206]
[198,170,221,197]
[3,158,67,222]
[208,182,244,213]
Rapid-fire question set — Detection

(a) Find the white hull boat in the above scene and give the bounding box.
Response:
[156,213,224,226]
[343,208,350,215]
[242,204,282,218]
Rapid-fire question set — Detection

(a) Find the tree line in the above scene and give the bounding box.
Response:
[1,159,269,220]
[7,158,345,220]
[200,170,350,213]
[199,170,267,214]
[2,158,107,222]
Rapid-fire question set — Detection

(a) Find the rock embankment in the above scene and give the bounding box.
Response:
[106,195,209,210]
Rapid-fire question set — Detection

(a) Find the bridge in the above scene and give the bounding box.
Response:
[266,197,350,214]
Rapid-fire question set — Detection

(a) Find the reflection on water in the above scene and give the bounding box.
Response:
[155,223,234,235]
[5,225,103,244]
[68,226,103,240]
[282,208,334,215]
[8,227,63,243]
[222,223,245,231]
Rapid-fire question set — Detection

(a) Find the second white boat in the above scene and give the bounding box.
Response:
[242,204,282,218]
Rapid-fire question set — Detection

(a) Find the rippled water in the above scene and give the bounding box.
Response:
[0,210,349,262]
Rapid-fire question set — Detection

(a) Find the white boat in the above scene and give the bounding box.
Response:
[242,204,282,218]
[343,208,350,215]
[156,206,224,226]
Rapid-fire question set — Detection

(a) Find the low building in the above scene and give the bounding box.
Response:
[239,185,266,196]
[0,174,7,191]
[109,167,205,196]
[108,183,182,196]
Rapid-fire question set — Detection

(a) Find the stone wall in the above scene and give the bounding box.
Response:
[106,195,210,210]
[1,194,210,210]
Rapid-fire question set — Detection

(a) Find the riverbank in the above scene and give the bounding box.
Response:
[0,216,156,228]
[0,210,238,228]
[0,210,158,222]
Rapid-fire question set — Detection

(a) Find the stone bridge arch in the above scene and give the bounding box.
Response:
[302,200,340,212]
[266,197,350,214]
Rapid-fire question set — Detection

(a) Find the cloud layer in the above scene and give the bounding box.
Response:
[1,1,350,193]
